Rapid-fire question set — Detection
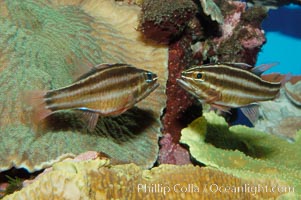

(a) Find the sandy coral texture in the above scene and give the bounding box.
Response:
[3,158,291,200]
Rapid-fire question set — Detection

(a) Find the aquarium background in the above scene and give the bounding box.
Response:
[257,4,301,75]
[1,1,301,199]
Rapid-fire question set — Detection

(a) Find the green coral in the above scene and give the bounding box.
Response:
[0,0,161,172]
[180,112,301,196]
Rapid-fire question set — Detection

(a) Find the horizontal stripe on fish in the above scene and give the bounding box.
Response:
[46,89,134,112]
[177,63,281,108]
[44,66,146,112]
[26,63,159,131]
[45,67,141,103]
[193,66,280,95]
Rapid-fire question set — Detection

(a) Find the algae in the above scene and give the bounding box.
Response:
[180,112,301,196]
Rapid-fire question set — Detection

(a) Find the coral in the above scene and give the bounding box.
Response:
[254,87,301,140]
[139,0,197,43]
[180,112,301,196]
[0,0,168,172]
[159,1,267,164]
[285,80,301,106]
[198,0,224,23]
[216,2,267,64]
[191,1,267,65]
[159,34,201,164]
[158,133,191,165]
[3,158,291,199]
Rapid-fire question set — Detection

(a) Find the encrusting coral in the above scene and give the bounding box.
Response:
[254,84,301,140]
[0,0,168,172]
[139,0,197,44]
[3,157,290,200]
[180,111,301,197]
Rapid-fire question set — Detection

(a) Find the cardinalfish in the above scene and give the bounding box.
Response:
[27,63,159,131]
[177,63,285,123]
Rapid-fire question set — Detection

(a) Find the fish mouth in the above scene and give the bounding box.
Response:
[176,78,192,91]
[152,82,160,90]
[176,78,199,98]
[153,74,158,81]
[147,81,160,95]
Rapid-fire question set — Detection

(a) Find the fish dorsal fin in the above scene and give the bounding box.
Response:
[222,62,254,70]
[221,62,278,76]
[75,63,127,82]
[250,62,279,76]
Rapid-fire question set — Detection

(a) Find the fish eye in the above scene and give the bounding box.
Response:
[145,72,153,83]
[196,73,203,79]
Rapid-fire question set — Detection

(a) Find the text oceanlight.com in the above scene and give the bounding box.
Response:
[137,183,294,196]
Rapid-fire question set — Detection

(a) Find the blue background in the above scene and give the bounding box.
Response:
[233,4,301,126]
[256,4,301,75]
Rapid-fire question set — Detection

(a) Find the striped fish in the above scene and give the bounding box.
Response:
[27,63,159,131]
[176,63,282,122]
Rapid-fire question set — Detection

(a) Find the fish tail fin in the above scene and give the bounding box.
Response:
[281,73,292,87]
[23,90,52,124]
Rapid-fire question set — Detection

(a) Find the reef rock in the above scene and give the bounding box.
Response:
[0,0,168,172]
[158,133,191,165]
[139,0,197,44]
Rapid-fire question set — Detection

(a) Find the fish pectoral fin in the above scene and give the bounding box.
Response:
[204,88,221,104]
[82,111,100,131]
[240,104,259,125]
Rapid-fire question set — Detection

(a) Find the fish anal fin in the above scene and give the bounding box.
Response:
[251,62,279,76]
[240,104,259,125]
[210,103,231,113]
[82,111,100,131]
